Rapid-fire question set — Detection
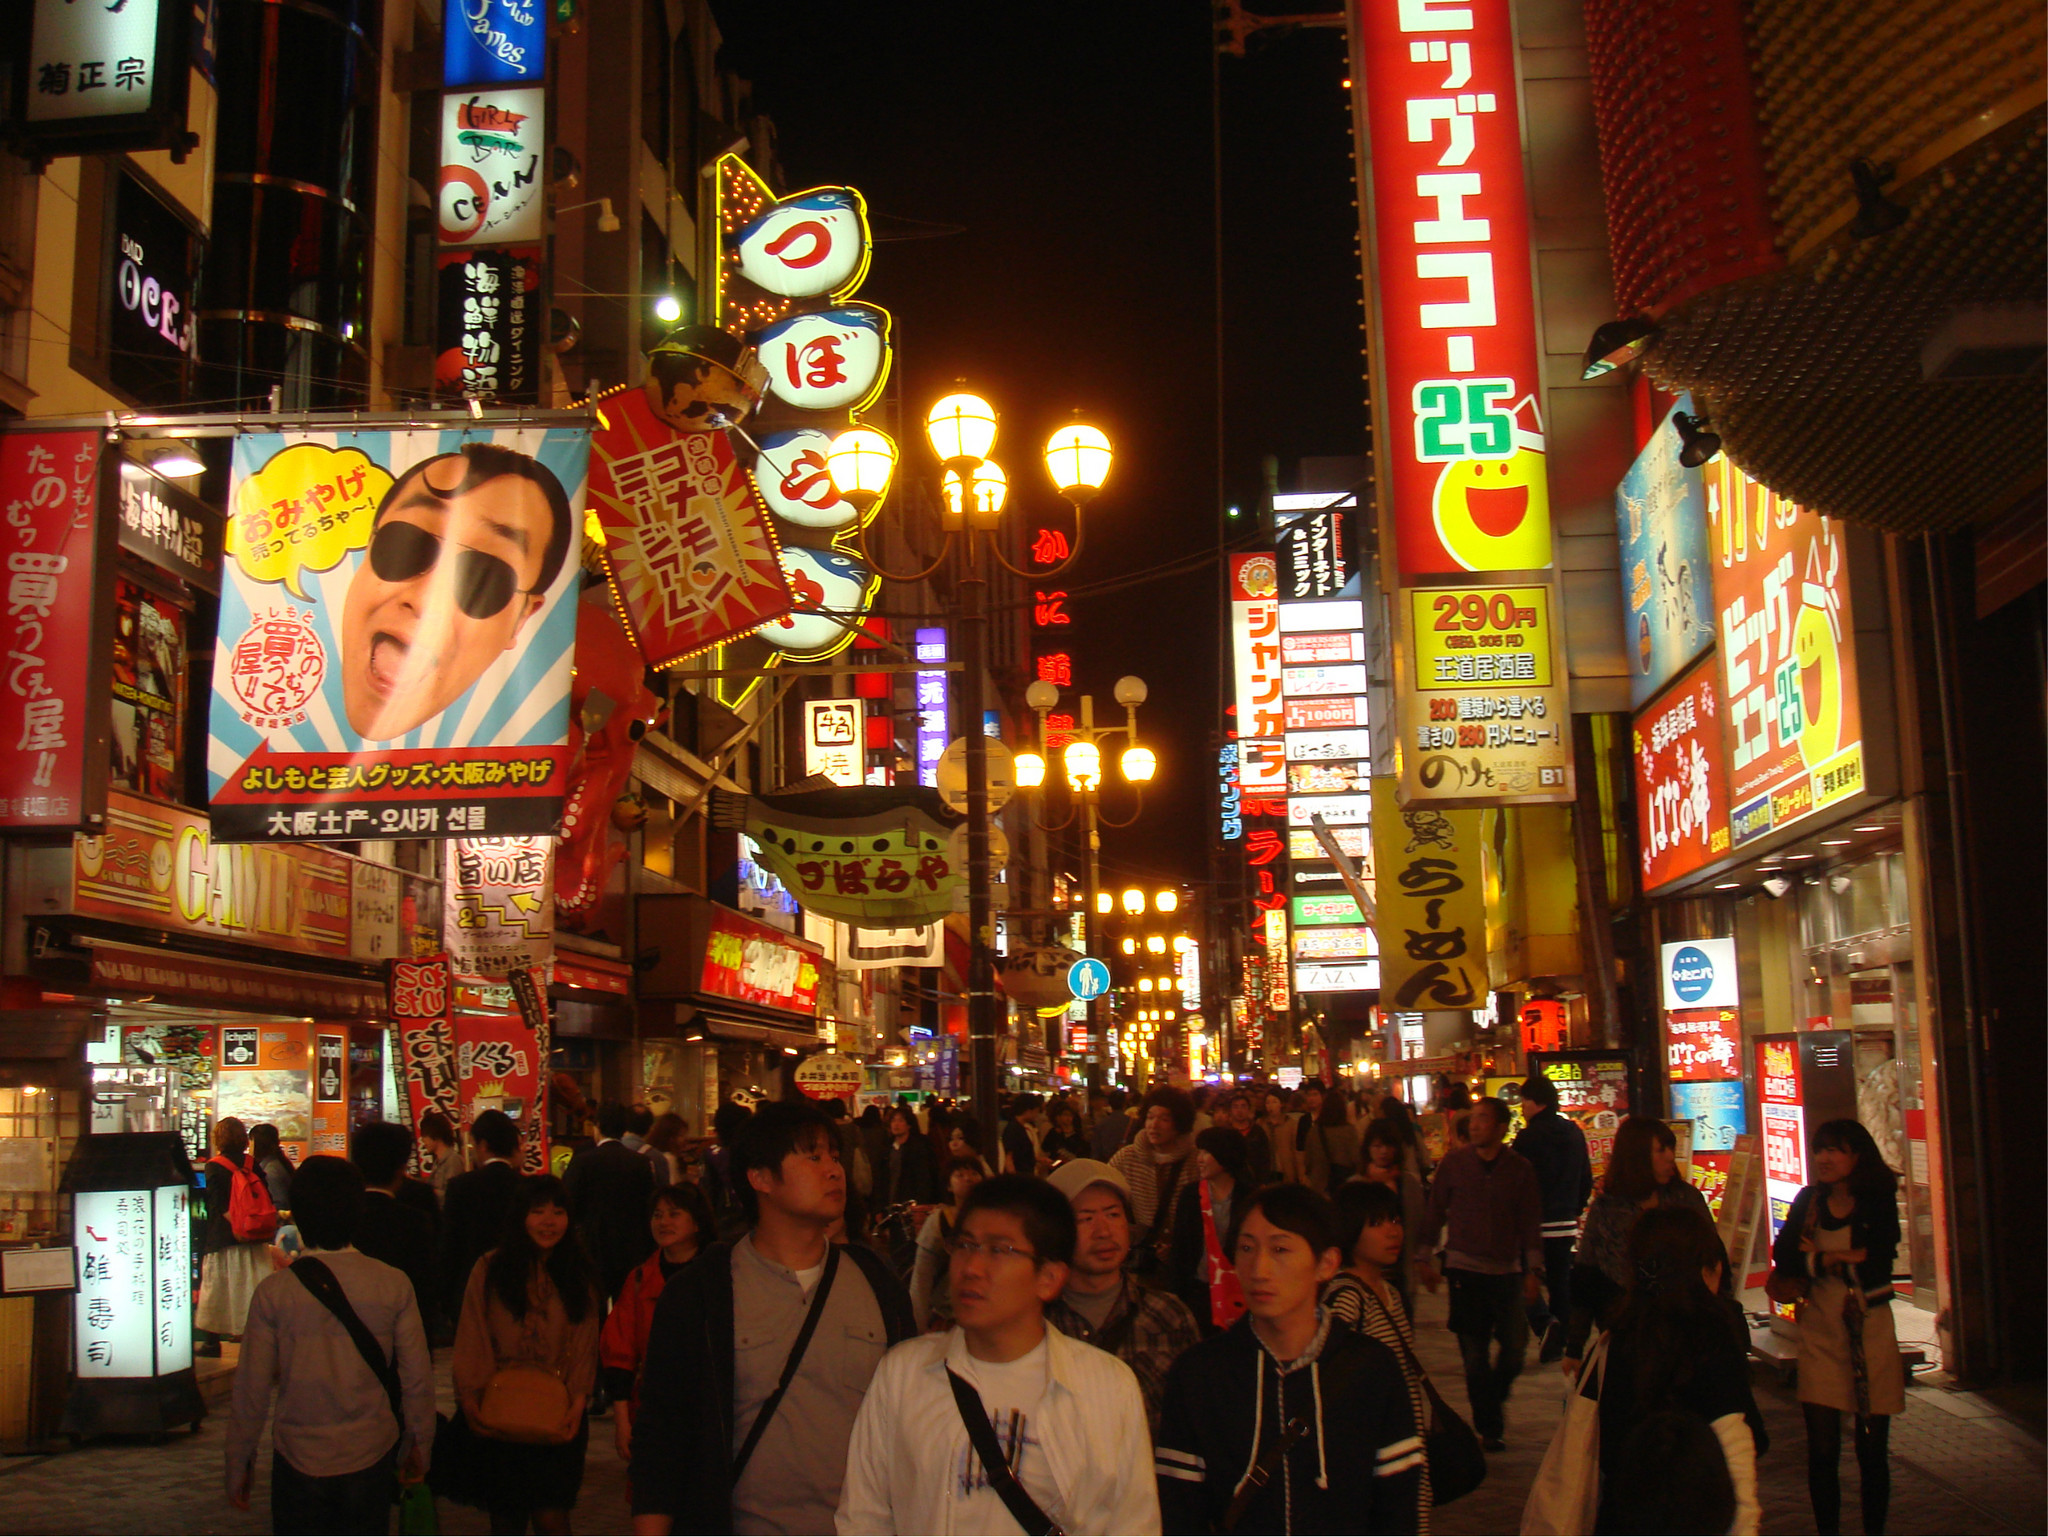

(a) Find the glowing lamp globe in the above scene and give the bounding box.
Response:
[1155,888,1179,913]
[1121,745,1156,784]
[1063,738,1101,792]
[1095,891,1114,915]
[1121,887,1145,916]
[1146,935,1166,954]
[1013,751,1045,789]
[824,427,896,510]
[1044,421,1112,501]
[941,459,1007,519]
[926,392,997,467]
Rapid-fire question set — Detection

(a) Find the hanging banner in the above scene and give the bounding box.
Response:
[1229,554,1286,792]
[1371,780,1486,1010]
[1,428,109,830]
[723,786,963,928]
[1617,396,1716,706]
[438,88,544,247]
[436,246,543,404]
[444,835,554,981]
[392,954,459,1134]
[1703,459,1864,849]
[588,384,792,668]
[453,1013,544,1168]
[207,427,585,842]
[1353,0,1552,578]
[506,962,553,1172]
[1633,653,1730,892]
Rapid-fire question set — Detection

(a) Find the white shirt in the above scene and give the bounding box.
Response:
[835,1325,1160,1536]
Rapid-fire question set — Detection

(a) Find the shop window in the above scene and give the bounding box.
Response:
[110,574,189,803]
[642,793,677,878]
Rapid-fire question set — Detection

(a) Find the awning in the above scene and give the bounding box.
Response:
[84,939,385,1020]
[671,1005,824,1055]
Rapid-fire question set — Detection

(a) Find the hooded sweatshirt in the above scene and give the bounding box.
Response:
[1154,1310,1422,1535]
[1111,1132,1198,1251]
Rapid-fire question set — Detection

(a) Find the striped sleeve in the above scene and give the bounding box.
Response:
[1375,1434,1425,1477]
[1154,1444,1207,1483]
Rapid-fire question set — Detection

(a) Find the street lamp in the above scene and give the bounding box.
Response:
[1155,888,1180,914]
[827,389,1115,1161]
[1122,888,1145,916]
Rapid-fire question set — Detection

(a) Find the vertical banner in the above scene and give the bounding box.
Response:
[312,1031,348,1154]
[1352,0,1574,809]
[392,955,459,1135]
[1228,554,1286,792]
[1,428,109,829]
[437,247,543,404]
[1633,653,1731,891]
[207,427,586,842]
[1371,780,1486,1009]
[506,962,553,1173]
[452,1014,543,1169]
[1616,396,1716,706]
[438,89,545,247]
[444,835,555,981]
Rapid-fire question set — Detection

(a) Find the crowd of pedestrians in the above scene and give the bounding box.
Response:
[202,1075,1909,1536]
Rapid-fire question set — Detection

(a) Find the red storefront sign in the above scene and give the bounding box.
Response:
[1633,653,1731,891]
[90,946,384,1018]
[0,428,107,829]
[1666,1007,1740,1080]
[701,905,823,1015]
[1228,554,1285,792]
[1353,0,1553,577]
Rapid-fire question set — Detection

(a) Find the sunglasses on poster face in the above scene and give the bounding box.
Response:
[368,519,537,619]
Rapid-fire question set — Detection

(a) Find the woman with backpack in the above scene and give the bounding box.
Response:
[1591,1204,1765,1533]
[1769,1118,1905,1536]
[196,1117,279,1353]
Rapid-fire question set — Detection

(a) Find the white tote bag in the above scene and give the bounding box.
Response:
[1521,1331,1610,1536]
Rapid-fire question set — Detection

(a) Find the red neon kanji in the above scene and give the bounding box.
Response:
[1033,590,1070,627]
[1031,528,1070,566]
[1036,652,1072,687]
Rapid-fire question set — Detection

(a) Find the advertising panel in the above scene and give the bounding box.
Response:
[588,386,793,669]
[1704,459,1864,848]
[1757,1035,1806,1246]
[444,835,554,981]
[209,429,584,842]
[453,1013,545,1169]
[1371,781,1485,1010]
[1669,1078,1747,1153]
[1666,1007,1741,1081]
[436,246,542,404]
[438,89,544,247]
[0,428,108,830]
[1528,1051,1632,1174]
[804,698,863,787]
[392,954,459,1135]
[109,171,200,405]
[74,1190,155,1378]
[1229,554,1285,792]
[1633,654,1730,891]
[444,0,545,87]
[701,905,824,1016]
[215,1021,312,1163]
[1398,583,1571,803]
[1616,396,1716,706]
[1660,937,1739,1011]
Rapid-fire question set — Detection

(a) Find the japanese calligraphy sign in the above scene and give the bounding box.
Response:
[1,427,110,830]
[700,904,824,1015]
[1371,780,1486,1010]
[209,427,586,842]
[438,89,544,246]
[18,0,188,160]
[75,1189,179,1379]
[1229,554,1286,793]
[1703,458,1864,848]
[444,0,545,87]
[1633,654,1730,891]
[715,156,875,334]
[1666,1008,1741,1082]
[453,1013,545,1168]
[756,545,877,660]
[437,247,542,404]
[589,384,793,668]
[393,954,460,1135]
[506,963,553,1165]
[1353,0,1552,578]
[739,793,963,928]
[753,428,862,531]
[804,698,863,787]
[1396,583,1572,805]
[1617,396,1716,706]
[751,307,892,414]
[444,835,554,981]
[117,458,219,591]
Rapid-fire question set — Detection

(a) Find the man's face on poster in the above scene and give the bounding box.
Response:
[339,453,558,741]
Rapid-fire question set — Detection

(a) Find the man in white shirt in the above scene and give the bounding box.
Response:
[836,1175,1160,1536]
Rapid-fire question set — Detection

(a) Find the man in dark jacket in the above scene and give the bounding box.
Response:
[564,1101,657,1299]
[1510,1070,1592,1361]
[437,1109,521,1324]
[350,1119,440,1332]
[629,1098,913,1536]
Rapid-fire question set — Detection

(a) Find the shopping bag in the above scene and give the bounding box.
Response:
[1521,1331,1609,1535]
[398,1478,439,1535]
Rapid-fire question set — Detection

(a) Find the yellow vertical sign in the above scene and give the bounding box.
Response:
[1371,781,1489,1010]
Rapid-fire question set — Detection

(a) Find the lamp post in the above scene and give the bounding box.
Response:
[1014,676,1154,1088]
[826,395,1111,1163]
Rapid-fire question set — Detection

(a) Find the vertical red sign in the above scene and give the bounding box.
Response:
[0,429,105,828]
[1354,0,1554,577]
[1632,653,1732,891]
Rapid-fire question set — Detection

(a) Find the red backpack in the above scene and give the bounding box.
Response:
[209,1154,280,1243]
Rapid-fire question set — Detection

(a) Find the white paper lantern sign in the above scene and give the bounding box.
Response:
[752,429,857,530]
[734,189,871,298]
[754,545,877,659]
[752,306,891,412]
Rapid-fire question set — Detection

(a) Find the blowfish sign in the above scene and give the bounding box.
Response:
[207,428,586,842]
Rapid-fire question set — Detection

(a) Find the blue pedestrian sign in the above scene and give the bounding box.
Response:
[1067,957,1111,1001]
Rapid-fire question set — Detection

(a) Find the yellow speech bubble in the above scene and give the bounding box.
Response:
[228,443,393,598]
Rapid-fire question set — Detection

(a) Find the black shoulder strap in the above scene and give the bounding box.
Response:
[291,1257,403,1423]
[732,1242,838,1482]
[1223,1414,1309,1532]
[946,1367,1062,1536]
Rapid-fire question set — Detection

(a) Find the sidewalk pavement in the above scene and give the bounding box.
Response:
[1408,1284,2047,1536]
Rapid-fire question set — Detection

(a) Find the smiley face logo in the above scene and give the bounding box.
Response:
[1432,449,1554,571]
[1792,601,1842,765]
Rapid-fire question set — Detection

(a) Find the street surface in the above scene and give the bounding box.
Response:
[2,1287,2039,1534]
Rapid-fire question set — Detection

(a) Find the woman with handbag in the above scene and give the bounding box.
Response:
[1768,1119,1905,1536]
[452,1174,602,1535]
[1169,1127,1251,1335]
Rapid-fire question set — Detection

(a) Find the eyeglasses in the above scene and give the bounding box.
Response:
[369,520,536,619]
[948,1235,1039,1263]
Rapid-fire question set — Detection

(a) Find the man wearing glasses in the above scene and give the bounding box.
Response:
[836,1175,1160,1535]
[339,443,573,741]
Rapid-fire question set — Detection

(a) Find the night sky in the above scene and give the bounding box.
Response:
[714,4,1365,889]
